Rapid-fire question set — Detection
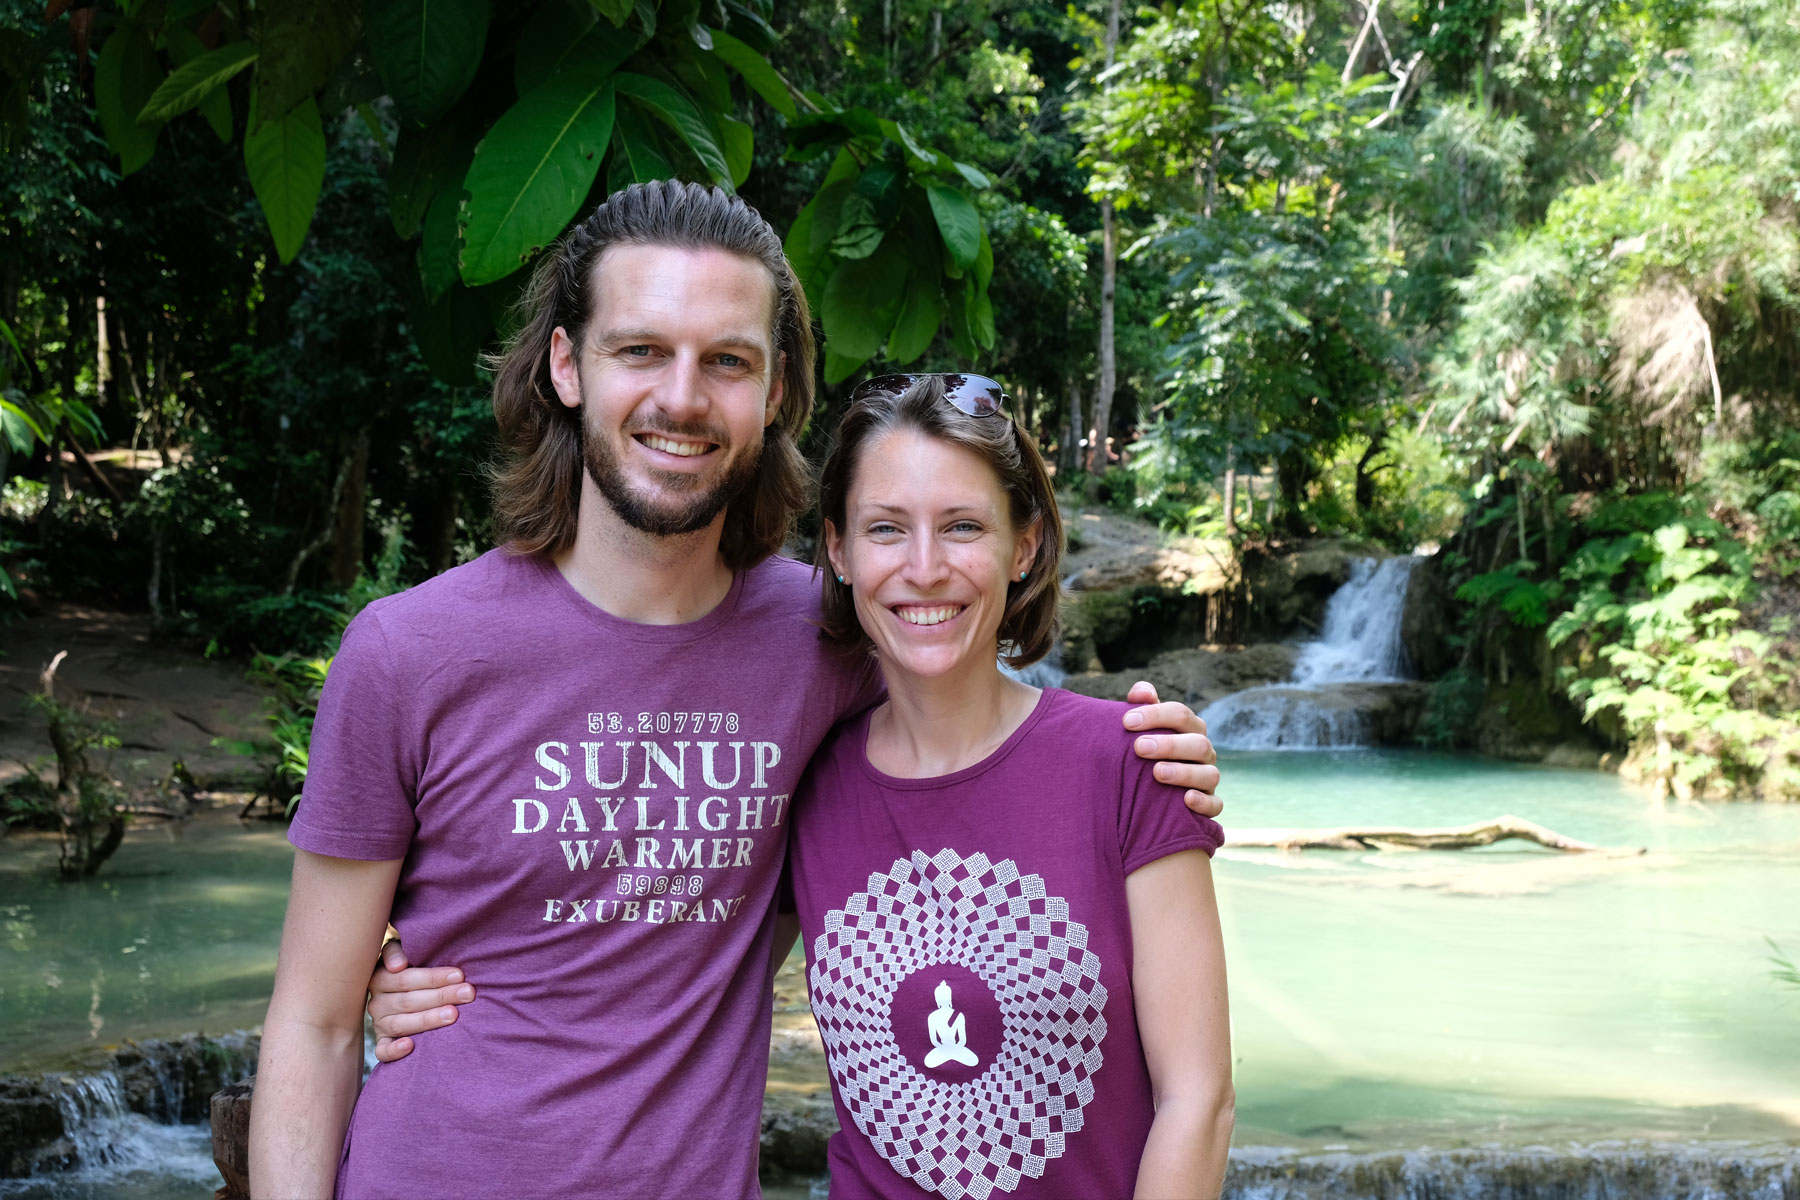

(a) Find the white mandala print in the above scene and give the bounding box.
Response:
[809,848,1108,1200]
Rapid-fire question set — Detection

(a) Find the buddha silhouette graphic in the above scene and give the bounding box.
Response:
[923,980,979,1069]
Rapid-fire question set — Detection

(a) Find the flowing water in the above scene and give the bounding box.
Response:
[4,747,1798,1194]
[1202,556,1420,749]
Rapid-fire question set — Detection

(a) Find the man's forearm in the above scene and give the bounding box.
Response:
[248,1014,365,1199]
[1133,1088,1235,1200]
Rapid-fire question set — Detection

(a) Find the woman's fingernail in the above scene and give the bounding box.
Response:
[456,985,474,1001]
[1135,736,1154,753]
[440,1007,457,1021]
[1125,711,1144,728]
[447,969,463,983]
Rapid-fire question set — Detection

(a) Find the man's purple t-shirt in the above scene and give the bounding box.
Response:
[787,688,1224,1200]
[289,549,878,1199]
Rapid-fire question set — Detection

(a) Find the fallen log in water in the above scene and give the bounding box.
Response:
[1225,814,1598,852]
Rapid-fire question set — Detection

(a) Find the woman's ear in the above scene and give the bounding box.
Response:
[824,519,848,582]
[1012,515,1044,580]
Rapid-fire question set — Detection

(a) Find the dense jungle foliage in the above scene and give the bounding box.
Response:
[1,0,1795,800]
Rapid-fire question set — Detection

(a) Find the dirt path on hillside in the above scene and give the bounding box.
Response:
[0,608,274,799]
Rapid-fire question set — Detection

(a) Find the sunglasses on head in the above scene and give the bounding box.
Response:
[847,373,1010,419]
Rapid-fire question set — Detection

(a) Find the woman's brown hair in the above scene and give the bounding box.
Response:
[487,181,815,569]
[815,376,1065,668]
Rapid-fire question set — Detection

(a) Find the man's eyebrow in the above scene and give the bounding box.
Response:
[595,327,770,355]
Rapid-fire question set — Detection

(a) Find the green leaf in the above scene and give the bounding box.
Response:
[388,108,480,239]
[593,0,636,26]
[926,185,980,270]
[877,118,938,167]
[459,49,628,286]
[366,0,490,126]
[821,239,907,362]
[244,96,326,263]
[615,73,730,185]
[784,149,858,303]
[407,277,493,386]
[720,114,752,187]
[256,0,362,124]
[831,192,884,259]
[419,186,462,301]
[822,345,867,385]
[1,398,46,452]
[950,160,990,190]
[705,28,793,119]
[95,26,163,175]
[615,101,674,182]
[515,0,598,96]
[887,267,942,364]
[143,38,253,126]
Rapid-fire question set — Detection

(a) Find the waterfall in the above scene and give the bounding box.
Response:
[1,1032,259,1194]
[1202,557,1418,750]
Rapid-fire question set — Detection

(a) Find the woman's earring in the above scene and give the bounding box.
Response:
[1019,570,1028,580]
[836,574,846,584]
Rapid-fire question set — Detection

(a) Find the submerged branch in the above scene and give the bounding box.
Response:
[1226,814,1598,852]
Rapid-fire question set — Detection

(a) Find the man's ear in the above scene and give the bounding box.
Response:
[549,327,582,410]
[764,352,787,429]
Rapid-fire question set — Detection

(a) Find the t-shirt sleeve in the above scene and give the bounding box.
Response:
[287,608,418,861]
[1115,740,1224,876]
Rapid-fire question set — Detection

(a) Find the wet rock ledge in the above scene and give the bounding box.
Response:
[0,1031,258,1177]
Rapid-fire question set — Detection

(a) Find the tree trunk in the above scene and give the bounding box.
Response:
[323,431,372,591]
[1063,379,1084,480]
[1086,0,1124,487]
[1221,443,1237,537]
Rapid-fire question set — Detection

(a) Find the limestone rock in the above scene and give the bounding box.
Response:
[760,1089,837,1181]
[1245,539,1387,637]
[1062,643,1301,709]
[1397,553,1453,679]
[0,1078,70,1178]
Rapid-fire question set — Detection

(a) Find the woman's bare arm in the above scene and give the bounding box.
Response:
[1126,849,1234,1199]
[249,849,403,1200]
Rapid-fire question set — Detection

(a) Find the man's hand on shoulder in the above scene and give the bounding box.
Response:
[1123,681,1223,819]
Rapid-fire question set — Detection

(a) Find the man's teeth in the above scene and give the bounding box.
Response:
[897,606,961,626]
[641,434,709,457]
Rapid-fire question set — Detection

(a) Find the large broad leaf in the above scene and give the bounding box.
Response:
[614,73,730,186]
[419,186,463,301]
[366,0,490,127]
[407,276,493,386]
[459,47,631,286]
[720,114,752,188]
[783,148,858,302]
[256,0,361,124]
[94,26,163,175]
[615,104,674,181]
[244,96,326,263]
[514,0,598,96]
[705,28,793,119]
[831,192,884,260]
[139,40,255,125]
[163,27,234,140]
[822,344,866,386]
[820,239,907,363]
[887,267,943,364]
[592,0,636,27]
[388,109,479,239]
[926,184,980,271]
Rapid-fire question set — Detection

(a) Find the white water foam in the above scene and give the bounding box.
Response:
[1203,556,1419,750]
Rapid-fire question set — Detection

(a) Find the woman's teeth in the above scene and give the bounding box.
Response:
[897,606,962,626]
[641,434,709,457]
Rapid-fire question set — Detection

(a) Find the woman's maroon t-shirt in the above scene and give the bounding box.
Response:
[787,687,1225,1199]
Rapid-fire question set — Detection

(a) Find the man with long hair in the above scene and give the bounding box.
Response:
[250,181,1222,1198]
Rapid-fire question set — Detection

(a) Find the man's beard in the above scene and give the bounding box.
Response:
[582,413,764,538]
